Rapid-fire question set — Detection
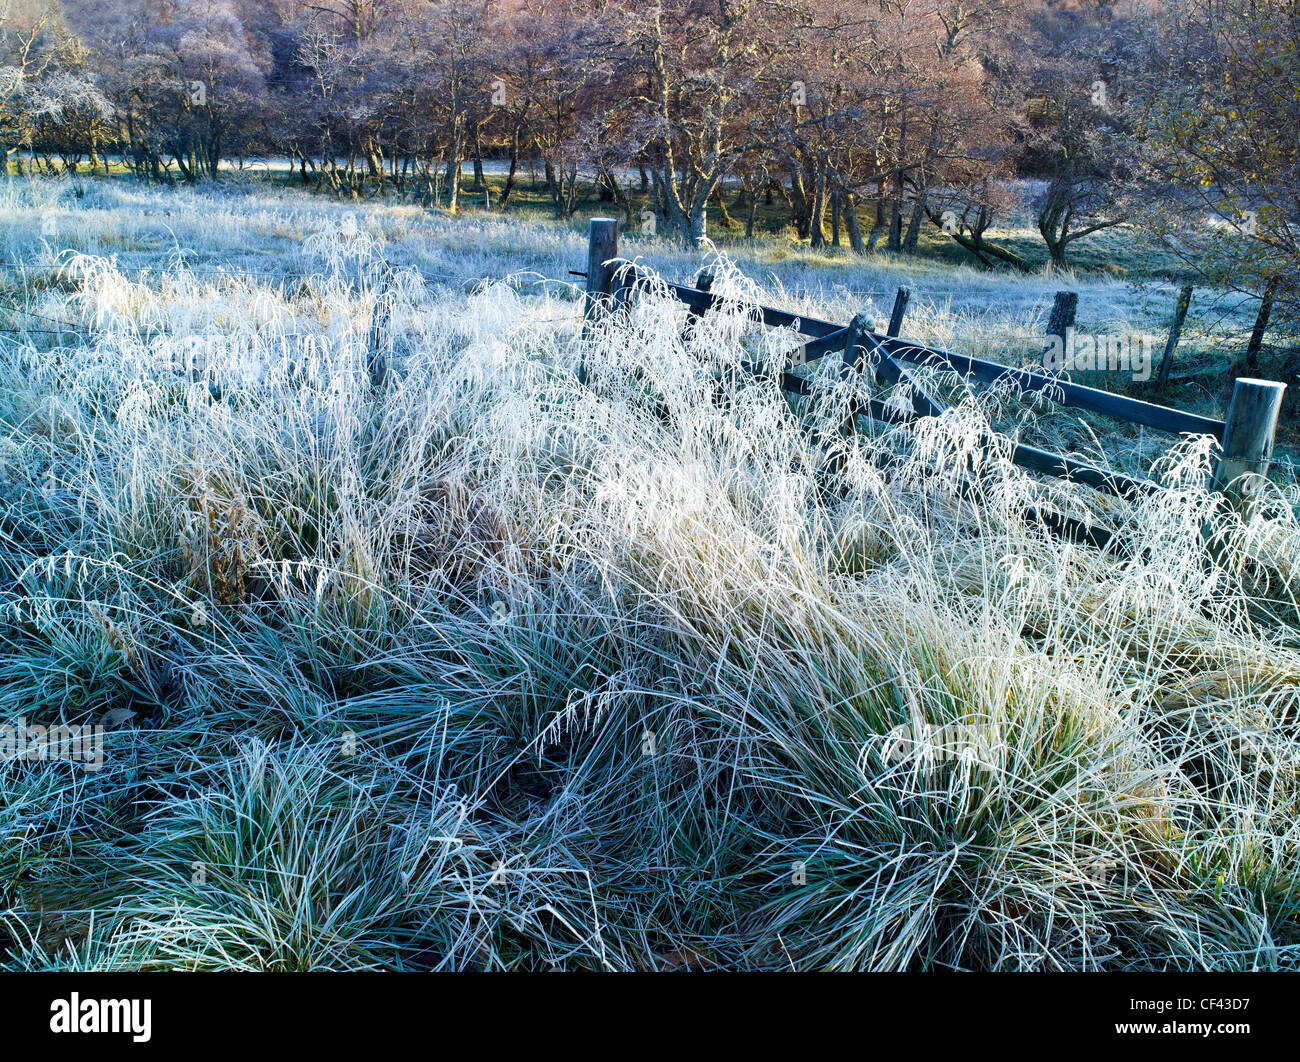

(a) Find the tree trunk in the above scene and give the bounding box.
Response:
[500,125,521,208]
[903,197,925,254]
[686,191,709,248]
[471,123,485,190]
[789,167,811,239]
[444,126,463,212]
[843,192,866,255]
[887,198,903,251]
[713,185,736,228]
[809,164,828,249]
[867,197,885,252]
[1245,277,1279,373]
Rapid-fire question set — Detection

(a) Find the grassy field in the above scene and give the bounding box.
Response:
[1,175,1299,970]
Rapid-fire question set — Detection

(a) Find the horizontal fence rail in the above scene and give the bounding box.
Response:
[878,337,1226,439]
[580,221,1285,530]
[629,265,1227,440]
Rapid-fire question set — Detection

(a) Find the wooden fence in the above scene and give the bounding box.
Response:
[578,218,1287,542]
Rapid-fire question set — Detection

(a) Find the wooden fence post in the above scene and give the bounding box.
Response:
[811,309,875,489]
[681,270,714,342]
[583,218,619,325]
[1155,282,1193,388]
[1046,291,1078,354]
[367,263,390,389]
[578,218,618,384]
[1212,376,1286,513]
[886,287,910,337]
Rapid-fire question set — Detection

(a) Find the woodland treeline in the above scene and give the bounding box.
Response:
[0,0,1296,310]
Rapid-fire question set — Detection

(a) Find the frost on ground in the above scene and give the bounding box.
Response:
[0,182,1298,971]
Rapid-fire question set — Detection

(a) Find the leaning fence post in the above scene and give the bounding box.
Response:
[841,310,875,440]
[886,287,910,337]
[578,218,619,384]
[611,260,635,316]
[681,270,714,343]
[1212,377,1286,514]
[1155,282,1193,388]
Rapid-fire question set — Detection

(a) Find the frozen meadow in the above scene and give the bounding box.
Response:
[0,177,1298,970]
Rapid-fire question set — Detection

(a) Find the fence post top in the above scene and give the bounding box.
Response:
[1233,377,1286,393]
